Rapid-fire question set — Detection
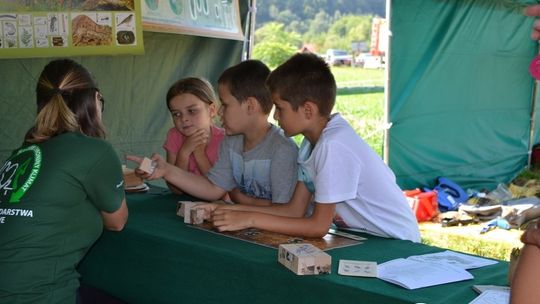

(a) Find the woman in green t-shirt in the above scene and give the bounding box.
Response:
[0,59,128,304]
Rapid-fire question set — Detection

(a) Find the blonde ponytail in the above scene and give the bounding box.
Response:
[28,93,79,143]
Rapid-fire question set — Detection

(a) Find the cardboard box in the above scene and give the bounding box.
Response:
[278,243,331,275]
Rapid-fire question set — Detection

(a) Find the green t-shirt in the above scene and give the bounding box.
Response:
[0,132,125,304]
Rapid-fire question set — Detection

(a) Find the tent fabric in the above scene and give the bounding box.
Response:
[0,31,243,164]
[388,0,540,191]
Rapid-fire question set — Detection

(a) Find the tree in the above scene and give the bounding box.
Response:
[252,22,301,68]
[302,10,332,51]
[322,14,372,51]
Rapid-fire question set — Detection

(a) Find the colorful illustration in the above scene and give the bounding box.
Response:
[72,13,112,46]
[0,0,143,58]
[0,0,134,12]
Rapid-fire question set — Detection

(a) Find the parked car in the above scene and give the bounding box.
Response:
[355,53,385,69]
[325,49,353,66]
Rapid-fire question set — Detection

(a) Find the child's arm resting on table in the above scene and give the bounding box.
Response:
[126,154,226,201]
[228,188,272,206]
[212,182,335,238]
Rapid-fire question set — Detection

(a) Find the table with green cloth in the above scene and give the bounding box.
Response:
[78,186,509,304]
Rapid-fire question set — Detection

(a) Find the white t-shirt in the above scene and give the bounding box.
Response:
[298,114,420,242]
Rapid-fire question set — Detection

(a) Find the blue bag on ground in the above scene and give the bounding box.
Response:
[430,177,469,212]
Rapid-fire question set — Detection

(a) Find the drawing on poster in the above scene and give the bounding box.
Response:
[0,1,143,57]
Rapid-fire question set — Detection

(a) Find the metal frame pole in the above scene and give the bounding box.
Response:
[383,0,392,164]
[241,0,257,61]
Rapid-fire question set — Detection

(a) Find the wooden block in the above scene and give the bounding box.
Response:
[178,201,196,223]
[278,243,331,275]
[139,157,156,174]
[190,208,205,225]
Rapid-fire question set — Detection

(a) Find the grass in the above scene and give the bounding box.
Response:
[419,222,522,261]
[331,66,385,156]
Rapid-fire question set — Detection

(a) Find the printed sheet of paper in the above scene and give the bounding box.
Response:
[472,285,510,294]
[468,290,510,304]
[407,250,498,269]
[338,260,377,277]
[377,258,473,289]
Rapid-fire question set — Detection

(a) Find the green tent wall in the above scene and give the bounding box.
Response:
[0,3,248,164]
[388,0,540,191]
[2,1,539,192]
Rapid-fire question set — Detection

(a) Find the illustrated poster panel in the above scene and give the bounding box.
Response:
[142,0,244,41]
[0,0,144,58]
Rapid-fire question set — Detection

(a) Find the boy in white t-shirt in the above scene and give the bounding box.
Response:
[210,53,420,242]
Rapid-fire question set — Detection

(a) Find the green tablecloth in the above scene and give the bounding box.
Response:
[78,187,509,304]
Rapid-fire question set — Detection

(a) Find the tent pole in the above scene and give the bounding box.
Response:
[528,65,539,169]
[383,0,392,164]
[242,0,257,60]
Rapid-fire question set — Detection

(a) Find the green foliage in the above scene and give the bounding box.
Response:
[323,15,373,51]
[252,42,297,69]
[253,22,301,68]
[256,0,386,29]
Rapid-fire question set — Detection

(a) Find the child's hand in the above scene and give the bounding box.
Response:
[126,153,167,180]
[211,209,254,231]
[180,129,209,156]
[191,203,219,222]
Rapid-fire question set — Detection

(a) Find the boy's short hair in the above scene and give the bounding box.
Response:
[218,60,272,114]
[266,52,336,117]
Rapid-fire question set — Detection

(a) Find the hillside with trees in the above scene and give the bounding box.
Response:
[252,0,385,67]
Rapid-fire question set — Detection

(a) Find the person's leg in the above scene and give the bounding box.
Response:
[511,244,540,303]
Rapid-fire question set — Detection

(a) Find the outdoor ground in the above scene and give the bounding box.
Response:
[419,222,522,261]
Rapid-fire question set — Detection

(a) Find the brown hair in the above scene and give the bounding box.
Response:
[166,77,217,110]
[28,59,105,143]
[218,60,272,114]
[266,52,336,117]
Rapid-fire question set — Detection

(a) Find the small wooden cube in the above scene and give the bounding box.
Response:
[178,201,197,223]
[190,208,205,225]
[139,157,156,174]
[278,243,331,275]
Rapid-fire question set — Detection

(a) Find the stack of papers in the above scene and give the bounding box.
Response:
[377,250,498,290]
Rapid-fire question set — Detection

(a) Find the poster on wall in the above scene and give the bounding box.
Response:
[0,0,144,58]
[142,0,244,41]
